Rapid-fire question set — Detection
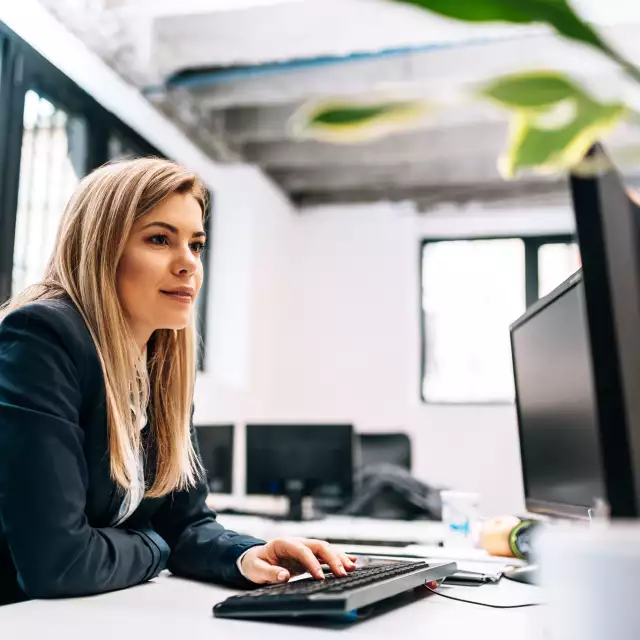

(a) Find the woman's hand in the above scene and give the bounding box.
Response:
[239,538,358,584]
[479,516,521,557]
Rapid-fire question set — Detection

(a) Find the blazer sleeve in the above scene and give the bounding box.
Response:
[150,422,266,588]
[0,304,169,600]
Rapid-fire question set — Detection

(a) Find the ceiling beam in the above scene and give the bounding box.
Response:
[151,0,527,77]
[267,153,537,192]
[289,178,573,209]
[173,24,640,109]
[241,121,509,168]
[222,101,507,144]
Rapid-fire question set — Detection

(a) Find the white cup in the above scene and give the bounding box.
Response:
[537,521,640,640]
[440,490,480,548]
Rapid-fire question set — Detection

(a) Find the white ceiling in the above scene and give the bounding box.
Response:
[39,0,640,208]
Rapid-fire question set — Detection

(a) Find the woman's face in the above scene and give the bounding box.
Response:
[116,192,205,349]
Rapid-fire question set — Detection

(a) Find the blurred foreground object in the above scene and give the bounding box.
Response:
[289,99,430,143]
[292,0,640,178]
[539,523,640,640]
[480,72,627,178]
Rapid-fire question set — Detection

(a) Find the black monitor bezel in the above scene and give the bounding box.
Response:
[569,145,640,518]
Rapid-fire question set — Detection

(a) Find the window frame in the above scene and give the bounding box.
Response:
[419,233,576,405]
[0,30,26,304]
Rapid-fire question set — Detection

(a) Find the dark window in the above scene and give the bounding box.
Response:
[108,133,139,161]
[195,192,212,371]
[420,235,579,404]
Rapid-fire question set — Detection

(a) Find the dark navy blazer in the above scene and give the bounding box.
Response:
[0,298,263,605]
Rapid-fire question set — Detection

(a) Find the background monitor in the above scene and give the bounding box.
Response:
[245,424,354,521]
[195,425,234,494]
[510,271,607,519]
[570,145,640,518]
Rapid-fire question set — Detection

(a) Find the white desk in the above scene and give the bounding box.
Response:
[207,496,446,545]
[0,570,546,639]
[214,513,446,546]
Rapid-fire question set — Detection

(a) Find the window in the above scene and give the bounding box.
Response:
[12,90,87,294]
[538,242,581,298]
[421,235,578,404]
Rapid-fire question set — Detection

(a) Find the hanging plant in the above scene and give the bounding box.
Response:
[290,0,640,178]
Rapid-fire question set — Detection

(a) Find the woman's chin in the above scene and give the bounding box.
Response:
[155,316,191,332]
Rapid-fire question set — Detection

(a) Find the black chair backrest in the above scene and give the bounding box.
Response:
[358,433,412,471]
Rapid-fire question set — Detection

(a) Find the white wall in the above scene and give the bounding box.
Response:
[283,203,576,516]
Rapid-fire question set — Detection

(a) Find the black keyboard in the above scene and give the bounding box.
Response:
[213,560,457,619]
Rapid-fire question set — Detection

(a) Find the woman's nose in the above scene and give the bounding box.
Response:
[175,246,198,275]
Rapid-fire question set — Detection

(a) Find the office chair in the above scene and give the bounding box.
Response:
[357,433,412,471]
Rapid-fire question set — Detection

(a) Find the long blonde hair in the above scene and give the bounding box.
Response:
[1,158,207,498]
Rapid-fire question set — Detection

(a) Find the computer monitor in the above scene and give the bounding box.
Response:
[245,424,354,521]
[569,144,640,518]
[195,425,234,494]
[510,271,607,519]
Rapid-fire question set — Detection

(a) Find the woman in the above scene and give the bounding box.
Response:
[0,158,355,606]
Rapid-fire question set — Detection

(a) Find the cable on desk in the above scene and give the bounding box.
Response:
[424,585,542,609]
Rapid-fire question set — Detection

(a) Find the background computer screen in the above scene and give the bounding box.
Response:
[245,424,353,502]
[511,275,607,516]
[195,425,234,493]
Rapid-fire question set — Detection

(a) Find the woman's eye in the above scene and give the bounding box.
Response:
[191,242,206,254]
[149,234,169,246]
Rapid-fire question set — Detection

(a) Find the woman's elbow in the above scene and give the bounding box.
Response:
[18,566,88,600]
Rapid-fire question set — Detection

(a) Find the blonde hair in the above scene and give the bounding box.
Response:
[1,158,207,498]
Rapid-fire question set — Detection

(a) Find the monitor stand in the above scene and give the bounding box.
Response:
[503,565,538,585]
[271,480,324,522]
[285,480,304,521]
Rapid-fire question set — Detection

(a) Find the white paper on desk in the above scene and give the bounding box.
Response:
[405,544,527,567]
[339,543,525,576]
[449,561,509,578]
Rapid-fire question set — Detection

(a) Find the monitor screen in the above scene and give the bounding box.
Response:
[511,273,607,517]
[195,425,234,494]
[245,424,354,503]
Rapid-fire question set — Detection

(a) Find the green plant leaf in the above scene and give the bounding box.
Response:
[310,105,408,126]
[486,73,628,177]
[289,100,431,143]
[481,72,578,109]
[394,0,604,51]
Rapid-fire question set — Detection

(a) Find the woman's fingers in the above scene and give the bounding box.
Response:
[251,557,291,584]
[303,539,354,577]
[272,539,325,580]
[340,553,358,571]
[266,538,358,580]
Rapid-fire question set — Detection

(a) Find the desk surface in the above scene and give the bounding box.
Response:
[0,571,546,639]
[206,494,445,545]
[215,513,446,545]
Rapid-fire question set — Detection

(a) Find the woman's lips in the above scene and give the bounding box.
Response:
[160,291,192,304]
